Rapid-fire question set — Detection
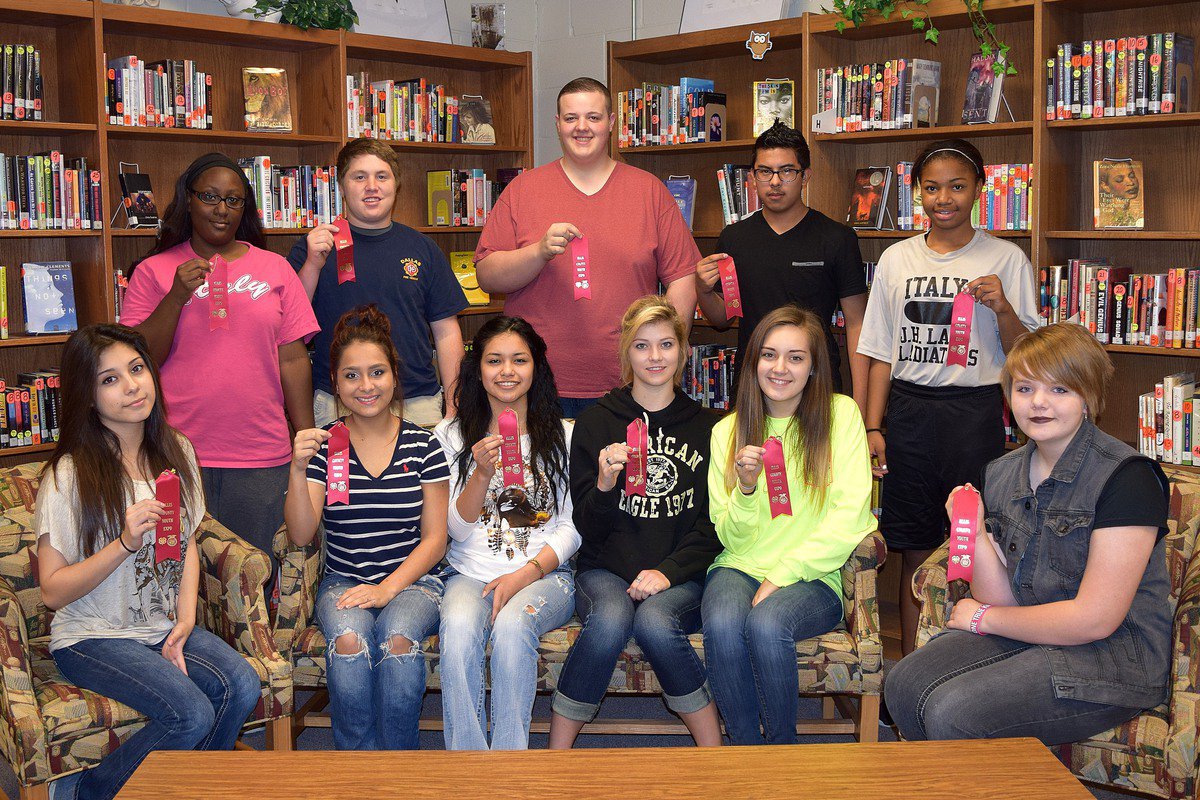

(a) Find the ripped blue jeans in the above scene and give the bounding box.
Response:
[438,568,575,750]
[316,573,443,750]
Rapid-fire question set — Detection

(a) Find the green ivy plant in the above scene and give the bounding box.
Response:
[250,0,359,30]
[824,0,1017,75]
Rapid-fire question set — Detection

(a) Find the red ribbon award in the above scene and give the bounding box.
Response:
[325,421,351,506]
[154,469,182,563]
[947,292,975,368]
[763,436,792,519]
[333,218,355,284]
[569,235,591,301]
[625,419,649,497]
[716,256,744,319]
[208,254,229,331]
[498,408,525,487]
[947,486,981,582]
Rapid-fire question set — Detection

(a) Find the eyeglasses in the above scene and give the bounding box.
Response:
[753,167,802,184]
[189,189,246,209]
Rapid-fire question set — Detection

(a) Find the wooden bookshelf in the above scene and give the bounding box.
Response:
[0,0,532,464]
[608,0,1200,452]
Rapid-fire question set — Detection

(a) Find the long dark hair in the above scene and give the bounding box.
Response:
[452,316,568,510]
[730,306,834,507]
[145,153,267,259]
[45,325,200,556]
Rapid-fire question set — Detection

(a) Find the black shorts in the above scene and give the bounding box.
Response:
[879,380,1006,552]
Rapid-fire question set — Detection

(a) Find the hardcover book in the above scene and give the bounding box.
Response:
[459,95,495,144]
[846,167,893,229]
[1094,158,1145,229]
[450,251,489,306]
[21,261,76,334]
[962,52,1005,124]
[242,67,292,133]
[753,79,794,135]
[699,91,726,142]
[118,171,158,228]
[909,59,941,127]
[664,175,697,230]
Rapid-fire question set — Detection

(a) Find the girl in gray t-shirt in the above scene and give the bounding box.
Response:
[36,324,259,800]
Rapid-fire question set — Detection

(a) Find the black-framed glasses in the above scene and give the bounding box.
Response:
[753,166,802,183]
[189,189,246,209]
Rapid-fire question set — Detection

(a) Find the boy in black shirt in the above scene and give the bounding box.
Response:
[695,123,869,413]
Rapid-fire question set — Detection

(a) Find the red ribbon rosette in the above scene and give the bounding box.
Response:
[947,292,975,367]
[208,254,229,330]
[499,408,525,487]
[334,218,355,284]
[947,486,981,582]
[325,422,351,506]
[154,469,182,563]
[763,436,792,519]
[569,235,591,300]
[625,419,648,497]
[716,256,743,319]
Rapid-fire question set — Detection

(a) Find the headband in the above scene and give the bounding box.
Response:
[185,152,252,193]
[920,147,983,178]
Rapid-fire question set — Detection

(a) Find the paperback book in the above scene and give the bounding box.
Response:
[242,67,292,133]
[21,261,76,334]
[1093,158,1144,229]
[846,167,892,229]
[753,79,794,135]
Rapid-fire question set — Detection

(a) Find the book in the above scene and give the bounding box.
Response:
[459,95,495,144]
[118,171,158,228]
[846,167,892,229]
[427,170,454,226]
[909,59,941,127]
[962,52,1005,124]
[242,67,292,133]
[450,251,489,306]
[664,175,697,230]
[700,92,726,143]
[753,79,794,135]
[1093,158,1144,229]
[21,261,76,334]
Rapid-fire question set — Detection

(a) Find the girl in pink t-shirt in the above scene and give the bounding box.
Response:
[121,153,319,564]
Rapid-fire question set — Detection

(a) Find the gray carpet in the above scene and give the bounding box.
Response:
[0,693,1135,797]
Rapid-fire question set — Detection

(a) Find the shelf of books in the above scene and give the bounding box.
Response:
[0,0,533,463]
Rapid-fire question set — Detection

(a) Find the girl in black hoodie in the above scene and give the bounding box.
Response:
[548,296,724,748]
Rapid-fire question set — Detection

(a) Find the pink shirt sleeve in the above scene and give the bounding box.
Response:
[474,183,519,263]
[273,256,320,346]
[119,256,171,328]
[651,180,701,287]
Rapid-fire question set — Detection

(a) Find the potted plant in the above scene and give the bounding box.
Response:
[248,0,359,30]
[824,0,1016,75]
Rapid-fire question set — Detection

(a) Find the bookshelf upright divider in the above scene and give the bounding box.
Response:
[0,0,533,462]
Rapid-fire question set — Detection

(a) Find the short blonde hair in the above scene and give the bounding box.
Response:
[618,296,688,386]
[1001,323,1113,417]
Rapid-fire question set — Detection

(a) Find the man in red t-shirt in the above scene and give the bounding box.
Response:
[475,77,699,417]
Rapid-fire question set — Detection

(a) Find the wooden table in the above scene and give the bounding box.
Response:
[117,738,1093,799]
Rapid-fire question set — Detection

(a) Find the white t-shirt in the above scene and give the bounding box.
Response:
[857,230,1040,387]
[434,418,581,583]
[39,452,206,652]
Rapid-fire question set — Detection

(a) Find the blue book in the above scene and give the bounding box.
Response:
[664,175,696,230]
[679,77,715,97]
[21,261,77,334]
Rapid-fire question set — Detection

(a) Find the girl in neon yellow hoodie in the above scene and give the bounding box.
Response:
[703,305,877,745]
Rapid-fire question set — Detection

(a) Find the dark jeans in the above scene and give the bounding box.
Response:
[200,464,289,566]
[552,568,710,722]
[558,396,602,420]
[702,566,842,745]
[52,628,260,800]
[885,630,1145,745]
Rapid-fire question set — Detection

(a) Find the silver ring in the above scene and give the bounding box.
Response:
[635,575,643,582]
[605,457,613,465]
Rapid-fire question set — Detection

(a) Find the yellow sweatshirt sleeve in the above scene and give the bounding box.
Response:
[708,415,762,551]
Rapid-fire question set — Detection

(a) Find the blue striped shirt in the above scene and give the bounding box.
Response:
[307,419,450,584]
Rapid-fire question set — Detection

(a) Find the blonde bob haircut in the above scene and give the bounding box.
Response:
[617,295,688,387]
[1000,322,1114,418]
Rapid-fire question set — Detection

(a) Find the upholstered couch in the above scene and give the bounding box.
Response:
[273,525,888,741]
[0,462,293,800]
[913,466,1200,799]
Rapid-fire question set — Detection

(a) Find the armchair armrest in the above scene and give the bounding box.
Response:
[194,516,291,718]
[913,541,971,650]
[272,524,321,659]
[0,577,47,787]
[842,531,887,691]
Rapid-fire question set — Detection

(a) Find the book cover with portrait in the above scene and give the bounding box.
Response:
[753,78,794,135]
[1093,158,1144,229]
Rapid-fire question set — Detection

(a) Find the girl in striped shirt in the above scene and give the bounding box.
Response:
[284,305,450,750]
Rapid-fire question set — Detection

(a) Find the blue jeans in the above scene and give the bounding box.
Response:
[51,628,260,800]
[438,569,575,750]
[702,566,842,745]
[553,568,710,722]
[558,396,601,419]
[885,630,1145,745]
[316,573,443,750]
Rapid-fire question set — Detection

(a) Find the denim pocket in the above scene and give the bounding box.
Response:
[1043,512,1093,579]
